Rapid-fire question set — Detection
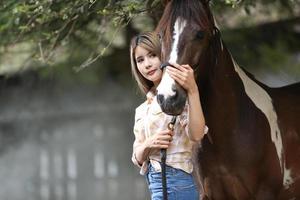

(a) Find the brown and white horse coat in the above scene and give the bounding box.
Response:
[155,0,300,199]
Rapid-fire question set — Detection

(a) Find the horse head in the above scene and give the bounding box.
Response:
[155,0,217,115]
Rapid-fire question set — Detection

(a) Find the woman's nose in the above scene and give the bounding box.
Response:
[144,58,151,69]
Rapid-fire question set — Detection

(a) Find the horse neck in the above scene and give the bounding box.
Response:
[198,43,245,125]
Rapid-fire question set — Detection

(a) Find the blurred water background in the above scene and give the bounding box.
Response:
[0,1,299,200]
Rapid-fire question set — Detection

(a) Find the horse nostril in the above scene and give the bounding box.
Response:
[174,91,178,98]
[157,94,164,105]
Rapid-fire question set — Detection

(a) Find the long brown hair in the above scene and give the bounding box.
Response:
[130,32,161,95]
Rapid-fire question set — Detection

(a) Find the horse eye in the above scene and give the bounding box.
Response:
[172,32,176,38]
[196,31,205,40]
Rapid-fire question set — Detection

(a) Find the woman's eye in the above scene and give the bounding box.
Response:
[150,53,156,58]
[137,59,143,63]
[196,31,205,40]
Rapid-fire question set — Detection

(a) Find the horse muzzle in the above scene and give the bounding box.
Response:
[157,85,187,116]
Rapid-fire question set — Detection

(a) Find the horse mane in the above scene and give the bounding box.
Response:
[155,0,214,61]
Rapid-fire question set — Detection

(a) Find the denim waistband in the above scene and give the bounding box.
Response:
[148,162,189,175]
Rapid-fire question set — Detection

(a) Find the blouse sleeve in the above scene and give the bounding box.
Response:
[131,107,148,169]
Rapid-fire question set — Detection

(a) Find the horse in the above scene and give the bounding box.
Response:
[155,0,300,199]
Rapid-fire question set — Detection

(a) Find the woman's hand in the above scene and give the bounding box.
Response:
[166,62,198,94]
[146,129,174,149]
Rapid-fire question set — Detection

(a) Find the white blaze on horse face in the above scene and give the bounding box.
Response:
[157,18,187,99]
[232,59,293,187]
[169,18,186,63]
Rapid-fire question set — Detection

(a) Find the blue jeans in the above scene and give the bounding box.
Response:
[146,164,199,200]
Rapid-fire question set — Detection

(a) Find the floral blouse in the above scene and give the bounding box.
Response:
[131,90,208,175]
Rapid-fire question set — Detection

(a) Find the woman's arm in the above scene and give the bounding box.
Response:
[133,141,151,166]
[133,129,174,166]
[186,85,206,142]
[166,63,206,142]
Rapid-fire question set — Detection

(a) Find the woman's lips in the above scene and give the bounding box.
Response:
[147,69,157,76]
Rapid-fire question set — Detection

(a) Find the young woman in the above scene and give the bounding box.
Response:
[130,32,208,200]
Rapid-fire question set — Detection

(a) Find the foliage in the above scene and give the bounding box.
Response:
[0,0,299,76]
[0,0,157,72]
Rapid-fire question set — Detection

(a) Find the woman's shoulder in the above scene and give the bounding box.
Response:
[135,100,147,111]
[134,100,147,119]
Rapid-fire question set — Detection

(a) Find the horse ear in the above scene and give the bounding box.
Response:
[200,0,211,6]
[162,0,171,6]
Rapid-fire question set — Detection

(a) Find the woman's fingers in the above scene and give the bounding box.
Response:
[166,67,186,79]
[167,69,185,85]
[158,133,173,140]
[166,64,191,81]
[151,129,174,149]
[168,62,193,74]
[153,141,171,149]
[152,141,170,149]
[166,63,196,92]
[169,62,187,71]
[154,144,169,149]
[156,140,170,145]
[181,64,193,70]
[158,129,174,136]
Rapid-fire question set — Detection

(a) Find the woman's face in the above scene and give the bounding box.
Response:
[135,45,162,86]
